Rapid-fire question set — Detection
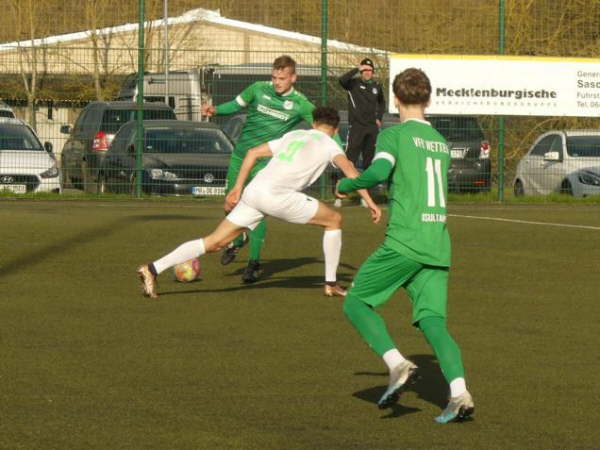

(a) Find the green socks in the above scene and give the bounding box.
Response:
[344,295,466,384]
[343,294,395,357]
[248,219,266,261]
[419,316,465,383]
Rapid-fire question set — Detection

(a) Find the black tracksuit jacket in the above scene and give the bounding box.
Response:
[338,68,386,128]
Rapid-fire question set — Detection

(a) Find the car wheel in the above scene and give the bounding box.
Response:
[560,179,573,196]
[61,162,72,189]
[82,162,98,194]
[514,179,525,197]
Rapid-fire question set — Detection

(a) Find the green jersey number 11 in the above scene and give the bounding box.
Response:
[425,156,446,208]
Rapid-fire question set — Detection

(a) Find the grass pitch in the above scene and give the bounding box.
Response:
[1,199,599,449]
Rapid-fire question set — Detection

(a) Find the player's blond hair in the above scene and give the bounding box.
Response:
[273,55,297,74]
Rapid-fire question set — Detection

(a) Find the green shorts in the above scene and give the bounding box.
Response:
[347,244,449,326]
[226,155,269,194]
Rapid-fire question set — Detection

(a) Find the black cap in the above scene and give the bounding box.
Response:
[360,58,375,69]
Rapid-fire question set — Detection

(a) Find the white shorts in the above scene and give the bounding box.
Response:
[226,187,320,230]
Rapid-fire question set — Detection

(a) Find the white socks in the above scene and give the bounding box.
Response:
[382,349,406,372]
[152,238,205,275]
[449,377,467,398]
[323,229,342,283]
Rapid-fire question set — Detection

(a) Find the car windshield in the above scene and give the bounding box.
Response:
[0,110,15,118]
[101,109,175,134]
[566,136,600,157]
[0,124,43,150]
[144,128,233,154]
[428,117,484,141]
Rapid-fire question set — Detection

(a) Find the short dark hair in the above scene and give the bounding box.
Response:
[392,68,431,105]
[273,55,296,74]
[312,106,340,128]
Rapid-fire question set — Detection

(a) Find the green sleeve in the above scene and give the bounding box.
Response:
[338,158,393,193]
[216,82,258,115]
[216,100,243,115]
[301,100,315,124]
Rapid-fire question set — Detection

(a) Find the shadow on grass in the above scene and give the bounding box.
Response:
[0,214,206,279]
[352,354,448,417]
[159,257,358,295]
[228,257,358,279]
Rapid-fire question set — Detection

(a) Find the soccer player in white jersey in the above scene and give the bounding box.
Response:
[137,107,381,298]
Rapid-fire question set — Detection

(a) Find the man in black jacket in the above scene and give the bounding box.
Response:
[339,58,386,171]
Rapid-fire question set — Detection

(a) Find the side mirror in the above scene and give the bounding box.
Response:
[544,151,561,162]
[44,141,53,153]
[60,125,71,134]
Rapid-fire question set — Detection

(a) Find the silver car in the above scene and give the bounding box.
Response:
[513,130,600,197]
[0,118,61,194]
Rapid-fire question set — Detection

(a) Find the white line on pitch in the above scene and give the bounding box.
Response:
[449,214,600,231]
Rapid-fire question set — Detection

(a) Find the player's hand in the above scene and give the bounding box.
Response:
[201,104,216,117]
[376,119,382,128]
[224,188,241,212]
[366,201,382,224]
[334,179,347,199]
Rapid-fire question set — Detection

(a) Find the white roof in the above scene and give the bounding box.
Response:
[0,8,386,55]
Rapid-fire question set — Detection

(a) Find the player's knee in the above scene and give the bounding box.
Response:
[418,316,448,338]
[342,294,362,321]
[203,241,218,253]
[331,210,342,228]
[203,237,225,253]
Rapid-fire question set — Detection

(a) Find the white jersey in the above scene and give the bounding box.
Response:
[248,129,344,193]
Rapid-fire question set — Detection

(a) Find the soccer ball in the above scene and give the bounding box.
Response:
[173,258,202,282]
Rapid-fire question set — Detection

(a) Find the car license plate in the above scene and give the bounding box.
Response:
[451,149,466,159]
[192,186,225,196]
[0,184,26,194]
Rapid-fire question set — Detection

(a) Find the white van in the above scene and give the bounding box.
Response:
[117,70,202,121]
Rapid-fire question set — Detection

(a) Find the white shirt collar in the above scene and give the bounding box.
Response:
[401,118,431,125]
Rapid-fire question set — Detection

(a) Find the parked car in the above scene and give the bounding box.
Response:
[0,101,16,119]
[98,120,233,196]
[427,116,491,192]
[0,117,60,194]
[513,130,600,197]
[60,101,176,192]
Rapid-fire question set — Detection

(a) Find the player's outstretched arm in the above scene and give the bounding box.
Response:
[224,143,273,211]
[337,158,393,194]
[333,155,382,223]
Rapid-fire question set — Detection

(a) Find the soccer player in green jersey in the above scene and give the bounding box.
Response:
[202,55,316,284]
[336,68,474,423]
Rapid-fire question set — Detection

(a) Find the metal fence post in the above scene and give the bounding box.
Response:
[135,0,145,198]
[497,0,506,201]
[320,0,328,107]
[320,0,329,200]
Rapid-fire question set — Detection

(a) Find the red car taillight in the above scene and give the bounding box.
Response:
[480,140,490,159]
[92,131,109,151]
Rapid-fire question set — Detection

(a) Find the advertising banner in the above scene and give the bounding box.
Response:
[389,54,600,117]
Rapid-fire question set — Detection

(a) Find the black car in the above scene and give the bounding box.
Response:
[98,120,233,196]
[60,101,176,192]
[427,115,491,192]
